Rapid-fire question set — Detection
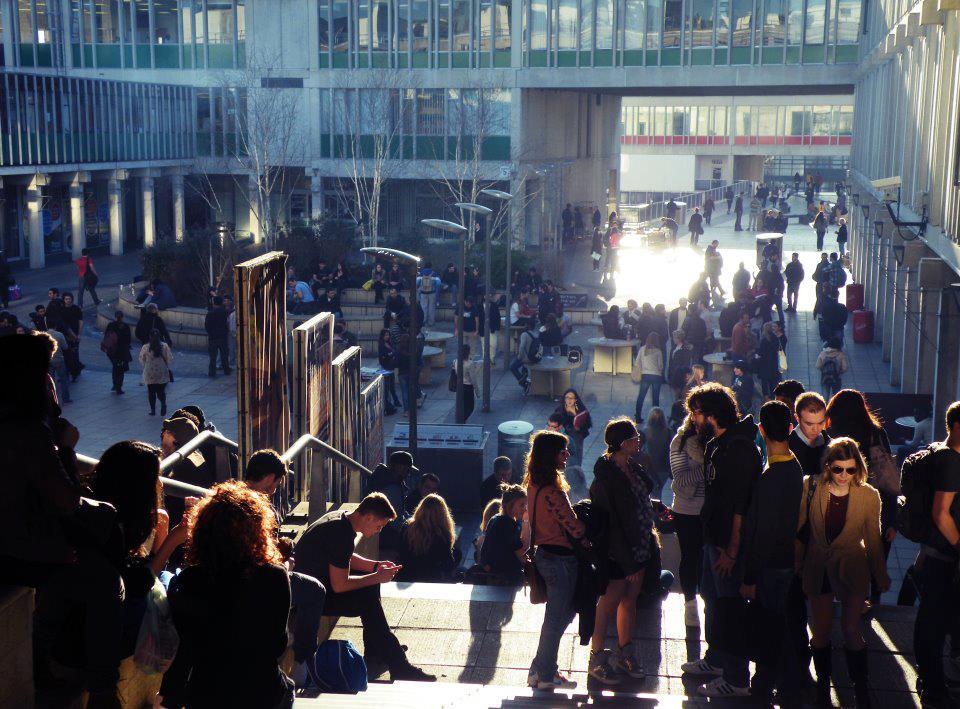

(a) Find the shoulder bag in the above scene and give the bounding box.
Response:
[796,476,818,546]
[867,438,901,495]
[522,487,547,605]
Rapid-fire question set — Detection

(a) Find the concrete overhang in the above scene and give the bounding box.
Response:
[921,0,944,23]
[907,10,924,34]
[937,0,960,11]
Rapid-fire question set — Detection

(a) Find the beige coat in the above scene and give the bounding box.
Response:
[139,342,173,385]
[797,478,889,600]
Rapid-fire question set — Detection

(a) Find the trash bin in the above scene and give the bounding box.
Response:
[498,420,534,478]
[853,309,874,343]
[846,283,864,312]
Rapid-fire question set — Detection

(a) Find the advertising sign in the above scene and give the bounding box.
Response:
[331,346,361,503]
[359,376,385,472]
[292,312,334,505]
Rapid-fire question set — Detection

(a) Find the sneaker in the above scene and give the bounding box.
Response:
[699,677,751,698]
[389,662,436,682]
[681,658,723,677]
[684,599,700,628]
[523,379,531,395]
[588,650,622,686]
[612,643,645,679]
[535,671,577,690]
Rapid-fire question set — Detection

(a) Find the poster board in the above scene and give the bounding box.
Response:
[292,311,335,506]
[359,376,385,473]
[234,252,289,470]
[331,346,362,503]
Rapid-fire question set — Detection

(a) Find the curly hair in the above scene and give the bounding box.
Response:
[184,481,283,576]
[404,494,455,555]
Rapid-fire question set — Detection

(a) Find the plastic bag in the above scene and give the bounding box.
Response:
[133,578,180,675]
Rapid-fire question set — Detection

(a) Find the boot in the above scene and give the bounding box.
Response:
[845,647,872,708]
[811,644,833,707]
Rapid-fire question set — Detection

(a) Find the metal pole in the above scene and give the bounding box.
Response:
[408,264,418,453]
[482,209,492,412]
[503,202,512,373]
[455,220,468,423]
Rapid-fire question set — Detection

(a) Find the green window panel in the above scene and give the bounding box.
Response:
[36,45,53,67]
[762,47,784,64]
[645,50,658,65]
[209,45,234,68]
[481,136,510,161]
[580,50,591,65]
[786,46,800,63]
[493,51,511,67]
[237,43,246,67]
[96,45,122,67]
[437,54,450,67]
[333,135,354,158]
[451,52,469,67]
[416,136,445,160]
[529,50,548,67]
[594,49,613,66]
[123,46,134,66]
[320,135,331,158]
[402,136,414,159]
[623,49,643,65]
[730,47,750,64]
[714,48,728,64]
[447,137,476,161]
[660,48,680,65]
[359,135,376,158]
[802,45,824,63]
[19,45,35,67]
[319,53,329,68]
[226,133,237,155]
[558,50,577,67]
[198,134,212,156]
[691,48,711,65]
[182,48,194,68]
[83,46,94,66]
[357,54,369,68]
[332,53,349,68]
[479,53,491,68]
[136,45,152,67]
[754,48,761,63]
[412,52,429,68]
[155,45,180,68]
[389,137,402,159]
[836,45,858,63]
[72,45,84,67]
[396,54,408,68]
[372,53,389,68]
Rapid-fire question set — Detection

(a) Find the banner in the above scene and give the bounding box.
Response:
[331,346,362,503]
[359,376,385,473]
[292,312,334,505]
[234,252,289,468]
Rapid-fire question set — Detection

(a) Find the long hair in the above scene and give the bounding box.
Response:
[825,389,883,450]
[184,481,283,576]
[561,388,584,413]
[647,406,667,431]
[149,329,163,357]
[92,440,162,556]
[523,430,570,491]
[605,416,639,456]
[644,331,661,352]
[818,436,869,487]
[404,494,455,555]
[480,499,501,531]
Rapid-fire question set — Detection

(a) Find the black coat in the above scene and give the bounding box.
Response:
[135,311,172,345]
[104,321,133,362]
[688,213,704,234]
[204,307,229,339]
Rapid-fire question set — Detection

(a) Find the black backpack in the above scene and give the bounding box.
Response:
[895,445,942,544]
[520,331,543,364]
[820,357,841,390]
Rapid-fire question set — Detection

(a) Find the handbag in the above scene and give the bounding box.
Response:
[448,367,457,393]
[867,441,901,495]
[777,349,788,374]
[796,477,817,546]
[362,279,374,291]
[133,578,180,674]
[590,251,602,261]
[522,487,548,605]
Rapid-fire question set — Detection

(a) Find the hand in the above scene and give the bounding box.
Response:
[168,522,190,547]
[183,496,200,517]
[378,560,400,572]
[884,527,897,543]
[713,548,736,578]
[739,584,756,600]
[375,565,400,582]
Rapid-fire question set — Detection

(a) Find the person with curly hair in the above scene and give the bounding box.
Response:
[397,493,460,582]
[159,481,294,709]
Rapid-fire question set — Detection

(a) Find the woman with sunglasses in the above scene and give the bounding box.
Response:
[797,438,889,708]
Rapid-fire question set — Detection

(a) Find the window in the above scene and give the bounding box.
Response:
[135,0,150,44]
[672,108,689,135]
[319,0,329,52]
[736,105,751,137]
[836,106,853,135]
[689,0,715,48]
[356,0,369,52]
[713,106,727,136]
[452,0,470,51]
[731,0,753,47]
[485,88,510,135]
[836,0,860,43]
[417,88,444,136]
[580,0,593,50]
[646,0,662,49]
[557,0,577,50]
[811,105,831,135]
[18,0,33,43]
[788,106,804,134]
[207,1,235,43]
[595,0,613,49]
[624,0,643,49]
[154,0,180,44]
[237,0,245,40]
[494,0,510,49]
[410,0,428,52]
[787,0,803,43]
[331,1,348,52]
[436,0,450,51]
[805,0,825,45]
[663,0,682,47]
[96,0,121,43]
[716,0,730,46]
[763,0,785,45]
[530,0,547,50]
[479,0,493,52]
[758,106,777,136]
[35,0,51,44]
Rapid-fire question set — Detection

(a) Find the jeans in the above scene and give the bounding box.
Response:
[290,572,327,663]
[78,277,100,308]
[786,285,799,310]
[110,359,126,392]
[208,337,230,375]
[750,568,795,695]
[673,512,703,601]
[530,550,578,680]
[383,371,402,408]
[54,362,71,403]
[701,544,750,687]
[322,582,407,667]
[914,554,960,693]
[510,357,528,386]
[734,212,743,230]
[816,229,826,251]
[635,374,663,422]
[838,241,847,256]
[566,431,584,468]
[418,291,437,326]
[147,383,167,413]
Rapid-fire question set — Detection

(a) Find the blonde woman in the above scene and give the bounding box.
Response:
[474,498,502,563]
[798,438,889,708]
[634,331,664,424]
[397,494,459,582]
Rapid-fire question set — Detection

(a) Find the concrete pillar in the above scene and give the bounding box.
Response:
[880,225,898,359]
[915,258,951,396]
[69,182,86,260]
[248,176,262,244]
[310,173,324,223]
[142,177,156,248]
[26,185,44,270]
[894,242,927,390]
[108,178,126,256]
[172,174,186,242]
[1,2,14,68]
[933,286,960,433]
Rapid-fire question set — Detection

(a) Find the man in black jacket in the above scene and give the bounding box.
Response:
[784,253,804,312]
[818,288,848,346]
[204,296,231,378]
[734,193,744,231]
[681,383,762,698]
[59,292,85,380]
[789,392,830,476]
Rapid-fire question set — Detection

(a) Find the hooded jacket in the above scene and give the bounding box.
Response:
[701,415,762,548]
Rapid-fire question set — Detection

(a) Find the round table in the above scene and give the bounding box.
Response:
[703,351,735,385]
[422,330,452,350]
[588,337,636,375]
[895,416,918,432]
[529,356,581,397]
[421,345,444,374]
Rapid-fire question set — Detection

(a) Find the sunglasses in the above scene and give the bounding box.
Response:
[830,464,857,475]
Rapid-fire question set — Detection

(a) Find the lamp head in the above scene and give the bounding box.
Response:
[479,189,514,201]
[455,202,494,216]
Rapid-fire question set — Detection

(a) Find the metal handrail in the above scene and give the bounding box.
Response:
[158,429,238,475]
[76,453,211,498]
[281,434,373,479]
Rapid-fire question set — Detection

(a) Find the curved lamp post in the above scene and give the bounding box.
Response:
[361,246,422,453]
[421,218,469,423]
[479,188,514,392]
[455,202,494,415]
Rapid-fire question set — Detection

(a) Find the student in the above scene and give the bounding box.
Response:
[739,401,805,701]
[480,456,514,509]
[479,484,527,584]
[730,360,754,416]
[670,415,707,628]
[397,494,459,582]
[403,471,440,516]
[554,388,592,468]
[294,493,435,681]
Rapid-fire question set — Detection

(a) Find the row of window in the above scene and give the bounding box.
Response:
[0,71,194,166]
[2,0,246,69]
[620,103,853,145]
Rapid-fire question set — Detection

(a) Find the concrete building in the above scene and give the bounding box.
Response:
[1,0,867,266]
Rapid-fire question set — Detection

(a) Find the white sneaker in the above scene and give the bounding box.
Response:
[698,676,751,698]
[532,671,577,690]
[681,658,723,676]
[684,599,700,628]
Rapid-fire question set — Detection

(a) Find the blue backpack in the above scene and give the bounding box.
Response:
[306,639,368,694]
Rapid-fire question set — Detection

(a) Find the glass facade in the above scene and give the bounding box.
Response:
[0,71,194,167]
[319,87,511,160]
[621,102,853,145]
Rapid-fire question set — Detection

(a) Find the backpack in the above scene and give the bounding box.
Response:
[520,331,542,365]
[306,639,368,694]
[100,329,118,355]
[896,445,942,544]
[820,356,841,390]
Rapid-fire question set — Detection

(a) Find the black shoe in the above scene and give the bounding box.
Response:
[208,372,216,378]
[223,369,232,375]
[117,389,124,395]
[389,662,436,682]
[160,406,167,416]
[149,410,156,416]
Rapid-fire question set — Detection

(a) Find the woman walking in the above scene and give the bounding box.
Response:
[453,344,481,421]
[554,388,592,468]
[377,328,402,413]
[633,332,664,424]
[669,415,707,628]
[525,430,586,690]
[588,417,658,684]
[139,330,172,416]
[667,330,694,399]
[798,438,889,708]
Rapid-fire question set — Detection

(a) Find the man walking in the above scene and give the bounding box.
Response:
[204,296,231,378]
[59,292,85,381]
[416,268,441,326]
[75,249,101,308]
[724,186,734,214]
[688,207,704,246]
[102,310,132,395]
[784,253,804,312]
[734,193,744,231]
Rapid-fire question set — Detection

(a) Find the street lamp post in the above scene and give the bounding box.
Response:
[479,188,514,390]
[421,218,468,422]
[455,202,493,414]
[361,246,422,454]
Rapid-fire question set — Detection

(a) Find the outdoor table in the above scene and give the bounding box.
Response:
[590,316,604,336]
[423,330,452,350]
[895,416,918,432]
[703,351,735,386]
[588,337,636,375]
[529,356,581,398]
[421,345,443,374]
[713,328,733,353]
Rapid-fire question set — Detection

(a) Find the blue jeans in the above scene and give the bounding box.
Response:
[701,545,750,688]
[635,374,663,421]
[290,572,327,663]
[530,550,578,680]
[509,357,528,385]
[751,567,795,695]
[566,431,584,467]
